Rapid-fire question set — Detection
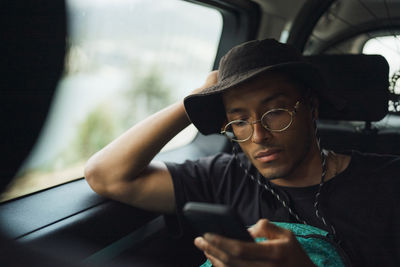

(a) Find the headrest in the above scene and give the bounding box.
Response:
[305,54,389,121]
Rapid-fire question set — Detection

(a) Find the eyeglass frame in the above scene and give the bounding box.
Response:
[220,101,300,143]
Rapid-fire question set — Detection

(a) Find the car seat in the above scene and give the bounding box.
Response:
[305,54,393,155]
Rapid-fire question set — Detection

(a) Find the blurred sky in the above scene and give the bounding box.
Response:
[363,36,400,79]
[22,0,222,170]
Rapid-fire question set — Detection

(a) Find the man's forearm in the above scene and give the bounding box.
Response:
[84,101,190,190]
[84,71,218,205]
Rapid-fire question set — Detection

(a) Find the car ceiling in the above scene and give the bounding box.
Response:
[246,0,400,54]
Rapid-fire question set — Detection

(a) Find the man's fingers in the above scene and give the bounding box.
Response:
[205,251,271,267]
[202,233,290,261]
[195,236,234,265]
[203,70,218,86]
[249,219,291,240]
[204,233,249,259]
[190,70,218,95]
[204,251,225,267]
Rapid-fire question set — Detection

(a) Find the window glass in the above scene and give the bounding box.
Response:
[360,36,400,131]
[363,36,400,84]
[363,36,400,114]
[0,0,222,202]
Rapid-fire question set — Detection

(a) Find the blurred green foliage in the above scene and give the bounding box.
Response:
[74,104,117,159]
[122,67,172,126]
[61,68,172,167]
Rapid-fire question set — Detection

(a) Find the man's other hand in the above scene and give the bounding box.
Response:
[194,219,316,267]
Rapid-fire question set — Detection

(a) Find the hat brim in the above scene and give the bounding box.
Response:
[184,61,326,135]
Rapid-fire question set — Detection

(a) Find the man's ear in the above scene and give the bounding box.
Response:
[311,97,319,120]
[221,119,228,132]
[302,87,319,119]
[305,95,319,120]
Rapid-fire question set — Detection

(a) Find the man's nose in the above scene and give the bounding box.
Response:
[251,122,272,143]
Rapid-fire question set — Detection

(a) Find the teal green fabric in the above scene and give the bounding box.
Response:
[200,222,348,267]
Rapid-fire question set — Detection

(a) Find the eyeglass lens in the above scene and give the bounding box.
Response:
[225,109,292,141]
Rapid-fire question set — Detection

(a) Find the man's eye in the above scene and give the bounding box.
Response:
[232,121,248,127]
[268,110,284,116]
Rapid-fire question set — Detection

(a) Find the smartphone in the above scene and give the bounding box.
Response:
[182,202,253,242]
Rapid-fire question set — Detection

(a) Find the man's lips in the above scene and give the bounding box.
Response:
[254,149,282,163]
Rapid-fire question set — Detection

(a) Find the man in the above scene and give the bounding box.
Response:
[85,39,400,266]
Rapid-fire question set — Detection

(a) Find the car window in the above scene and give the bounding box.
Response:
[0,0,222,202]
[363,36,400,113]
[358,35,400,131]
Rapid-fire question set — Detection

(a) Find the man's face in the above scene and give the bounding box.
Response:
[222,72,317,181]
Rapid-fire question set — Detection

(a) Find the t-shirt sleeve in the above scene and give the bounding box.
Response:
[163,153,233,237]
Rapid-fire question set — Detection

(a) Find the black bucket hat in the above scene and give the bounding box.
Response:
[184,39,331,135]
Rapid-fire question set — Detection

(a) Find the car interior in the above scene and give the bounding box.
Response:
[1,0,400,266]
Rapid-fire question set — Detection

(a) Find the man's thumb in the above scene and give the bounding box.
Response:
[248,219,290,240]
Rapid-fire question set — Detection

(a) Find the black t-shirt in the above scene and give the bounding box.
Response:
[165,150,400,267]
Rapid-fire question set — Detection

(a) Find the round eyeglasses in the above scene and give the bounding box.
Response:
[221,101,300,142]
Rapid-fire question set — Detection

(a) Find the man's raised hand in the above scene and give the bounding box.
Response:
[190,70,219,95]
